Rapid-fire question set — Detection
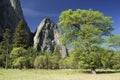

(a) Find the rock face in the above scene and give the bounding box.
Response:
[34,17,68,58]
[0,0,30,38]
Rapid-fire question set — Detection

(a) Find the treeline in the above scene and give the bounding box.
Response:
[0,9,120,74]
[0,20,30,69]
[0,19,61,70]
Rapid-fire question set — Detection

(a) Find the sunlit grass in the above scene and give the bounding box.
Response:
[0,69,120,80]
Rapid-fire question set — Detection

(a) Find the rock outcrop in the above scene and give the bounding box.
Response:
[0,0,30,38]
[34,17,68,58]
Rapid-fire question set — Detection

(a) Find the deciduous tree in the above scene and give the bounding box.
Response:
[59,9,113,74]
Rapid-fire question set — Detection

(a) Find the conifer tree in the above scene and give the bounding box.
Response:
[13,19,30,48]
[2,27,12,69]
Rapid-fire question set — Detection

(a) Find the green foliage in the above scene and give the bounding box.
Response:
[0,28,12,69]
[12,57,29,69]
[27,47,38,68]
[59,57,74,69]
[10,47,27,59]
[59,58,68,69]
[100,49,114,69]
[10,47,29,69]
[27,47,38,57]
[68,49,82,68]
[34,52,60,69]
[53,46,61,59]
[68,25,102,70]
[107,35,120,51]
[50,55,60,69]
[0,9,120,71]
[0,42,4,67]
[59,9,113,46]
[13,19,30,48]
[78,52,99,69]
[59,11,109,56]
[58,9,115,73]
[111,52,120,69]
[59,9,113,36]
[34,55,46,69]
[59,49,82,69]
[0,52,4,67]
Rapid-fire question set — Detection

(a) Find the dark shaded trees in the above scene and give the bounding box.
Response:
[1,27,12,69]
[13,19,30,48]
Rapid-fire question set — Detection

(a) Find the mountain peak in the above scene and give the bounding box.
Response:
[33,17,68,58]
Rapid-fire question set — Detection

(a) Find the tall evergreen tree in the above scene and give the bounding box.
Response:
[2,27,12,69]
[13,19,30,48]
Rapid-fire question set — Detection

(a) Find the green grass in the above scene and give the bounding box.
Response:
[0,69,120,80]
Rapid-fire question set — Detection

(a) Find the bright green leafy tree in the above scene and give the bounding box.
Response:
[59,9,113,46]
[100,49,114,69]
[106,35,120,69]
[59,9,113,74]
[10,47,30,69]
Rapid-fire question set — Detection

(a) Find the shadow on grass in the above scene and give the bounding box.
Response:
[96,70,120,74]
[78,69,120,74]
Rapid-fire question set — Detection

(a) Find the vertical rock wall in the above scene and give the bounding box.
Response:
[0,0,30,38]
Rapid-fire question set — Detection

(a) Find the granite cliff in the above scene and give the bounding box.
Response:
[34,17,68,58]
[0,0,30,39]
[0,0,68,57]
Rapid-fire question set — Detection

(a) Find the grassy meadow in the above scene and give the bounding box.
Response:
[0,69,120,80]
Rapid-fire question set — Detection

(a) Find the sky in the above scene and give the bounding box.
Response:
[20,0,120,35]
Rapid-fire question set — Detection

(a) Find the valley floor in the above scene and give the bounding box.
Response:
[0,69,120,80]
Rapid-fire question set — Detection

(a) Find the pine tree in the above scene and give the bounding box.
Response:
[2,27,12,69]
[13,19,30,48]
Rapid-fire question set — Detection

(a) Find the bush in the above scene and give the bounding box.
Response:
[10,47,27,59]
[112,52,120,69]
[59,57,74,69]
[59,58,68,69]
[10,47,30,69]
[34,55,46,69]
[34,52,60,69]
[50,55,59,69]
[13,57,29,69]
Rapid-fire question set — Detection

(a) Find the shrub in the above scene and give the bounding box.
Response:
[34,55,46,69]
[34,52,60,69]
[10,47,29,69]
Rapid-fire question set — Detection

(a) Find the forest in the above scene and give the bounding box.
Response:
[0,9,120,74]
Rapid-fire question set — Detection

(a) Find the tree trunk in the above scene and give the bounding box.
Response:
[5,48,8,69]
[5,53,8,69]
[91,67,96,74]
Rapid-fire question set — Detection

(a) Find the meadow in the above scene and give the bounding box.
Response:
[0,69,120,80]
